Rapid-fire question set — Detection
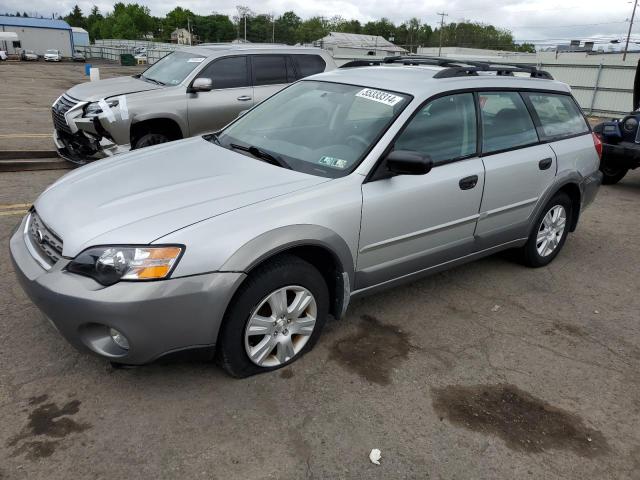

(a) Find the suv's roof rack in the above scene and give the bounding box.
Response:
[340,55,554,80]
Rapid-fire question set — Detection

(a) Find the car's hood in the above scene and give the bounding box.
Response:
[35,137,329,256]
[66,76,163,102]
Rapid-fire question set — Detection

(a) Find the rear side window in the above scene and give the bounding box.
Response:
[199,56,249,89]
[292,55,326,79]
[525,92,589,140]
[394,93,477,165]
[252,55,289,86]
[479,91,538,154]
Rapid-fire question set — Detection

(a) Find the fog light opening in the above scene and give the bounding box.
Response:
[109,328,130,350]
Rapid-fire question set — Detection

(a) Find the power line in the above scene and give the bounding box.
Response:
[437,11,448,56]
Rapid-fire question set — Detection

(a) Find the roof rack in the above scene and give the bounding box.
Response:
[340,55,554,80]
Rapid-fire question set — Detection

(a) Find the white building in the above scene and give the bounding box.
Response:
[0,16,74,57]
[315,32,406,57]
[72,27,90,47]
[171,28,193,45]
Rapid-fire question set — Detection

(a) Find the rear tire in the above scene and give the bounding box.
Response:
[521,192,572,268]
[132,132,170,149]
[217,255,329,378]
[600,164,628,185]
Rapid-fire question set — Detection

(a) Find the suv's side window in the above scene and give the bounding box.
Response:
[394,93,477,165]
[479,91,538,154]
[524,92,589,140]
[292,55,326,79]
[198,56,249,89]
[252,55,292,86]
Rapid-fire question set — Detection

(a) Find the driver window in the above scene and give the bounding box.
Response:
[198,56,249,89]
[394,93,477,165]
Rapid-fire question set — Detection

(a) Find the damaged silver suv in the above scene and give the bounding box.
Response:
[14,58,602,377]
[52,44,335,163]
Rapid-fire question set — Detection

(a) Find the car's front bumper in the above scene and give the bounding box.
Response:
[602,141,640,169]
[54,129,131,164]
[10,215,246,365]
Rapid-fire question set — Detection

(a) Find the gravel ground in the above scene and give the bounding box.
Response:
[0,168,639,479]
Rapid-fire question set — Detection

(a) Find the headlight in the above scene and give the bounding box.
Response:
[67,245,183,286]
[84,99,119,118]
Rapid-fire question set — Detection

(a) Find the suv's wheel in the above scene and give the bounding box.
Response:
[217,255,329,378]
[132,132,170,149]
[521,192,572,268]
[600,164,628,185]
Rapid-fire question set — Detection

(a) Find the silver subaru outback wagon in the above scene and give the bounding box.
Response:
[12,58,602,377]
[52,44,335,163]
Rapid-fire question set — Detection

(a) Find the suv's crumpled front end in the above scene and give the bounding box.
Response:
[52,76,163,163]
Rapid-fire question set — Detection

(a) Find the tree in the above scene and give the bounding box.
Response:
[275,11,301,44]
[64,5,85,28]
[296,16,329,44]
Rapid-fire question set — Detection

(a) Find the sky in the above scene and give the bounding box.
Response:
[1,0,640,47]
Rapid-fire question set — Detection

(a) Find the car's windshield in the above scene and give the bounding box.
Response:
[141,51,205,86]
[215,81,411,178]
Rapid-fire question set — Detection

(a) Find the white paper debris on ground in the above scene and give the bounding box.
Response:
[369,448,381,465]
[491,305,501,312]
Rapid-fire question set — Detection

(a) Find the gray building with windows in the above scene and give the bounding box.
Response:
[0,16,74,57]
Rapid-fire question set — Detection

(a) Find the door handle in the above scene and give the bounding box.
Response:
[459,175,479,190]
[237,95,252,101]
[539,157,553,170]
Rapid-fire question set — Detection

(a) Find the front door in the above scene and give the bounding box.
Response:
[187,55,253,135]
[357,93,485,290]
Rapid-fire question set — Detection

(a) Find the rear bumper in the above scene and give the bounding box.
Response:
[580,170,602,212]
[10,215,246,365]
[602,141,640,169]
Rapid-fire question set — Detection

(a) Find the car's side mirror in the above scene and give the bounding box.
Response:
[385,150,433,176]
[190,77,213,93]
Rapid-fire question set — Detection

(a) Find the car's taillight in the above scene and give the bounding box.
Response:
[592,132,603,159]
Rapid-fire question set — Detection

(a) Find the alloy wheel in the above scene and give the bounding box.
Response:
[536,205,567,257]
[244,286,317,367]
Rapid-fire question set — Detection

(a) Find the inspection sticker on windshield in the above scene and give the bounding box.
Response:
[356,88,403,106]
[319,156,348,169]
[187,57,205,63]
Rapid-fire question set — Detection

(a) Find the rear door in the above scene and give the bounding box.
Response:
[474,91,557,248]
[251,55,296,105]
[357,93,485,290]
[186,55,253,135]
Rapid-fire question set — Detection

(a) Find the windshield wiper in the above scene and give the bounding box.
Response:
[141,75,165,86]
[229,143,291,169]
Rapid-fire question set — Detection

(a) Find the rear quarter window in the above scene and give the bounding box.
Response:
[292,55,326,79]
[524,92,589,140]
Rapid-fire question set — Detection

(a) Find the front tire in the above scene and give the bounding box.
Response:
[600,164,628,185]
[217,255,329,378]
[132,132,170,149]
[521,192,572,268]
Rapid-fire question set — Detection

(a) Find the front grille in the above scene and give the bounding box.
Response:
[26,211,64,266]
[52,94,80,134]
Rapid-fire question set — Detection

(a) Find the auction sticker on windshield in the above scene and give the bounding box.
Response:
[319,156,348,169]
[356,88,403,106]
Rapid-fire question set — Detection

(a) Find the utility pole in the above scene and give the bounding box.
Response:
[244,14,247,42]
[187,18,192,46]
[624,0,638,61]
[437,11,448,57]
[272,14,275,43]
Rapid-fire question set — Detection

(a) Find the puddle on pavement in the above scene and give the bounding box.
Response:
[543,322,586,337]
[280,369,294,379]
[330,314,412,385]
[7,394,92,460]
[432,384,609,457]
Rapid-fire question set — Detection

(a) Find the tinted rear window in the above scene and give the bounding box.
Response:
[292,55,326,79]
[252,55,289,86]
[525,92,589,140]
[479,91,538,154]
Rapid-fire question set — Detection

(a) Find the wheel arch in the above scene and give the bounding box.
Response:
[220,225,355,321]
[529,174,583,236]
[130,117,185,145]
